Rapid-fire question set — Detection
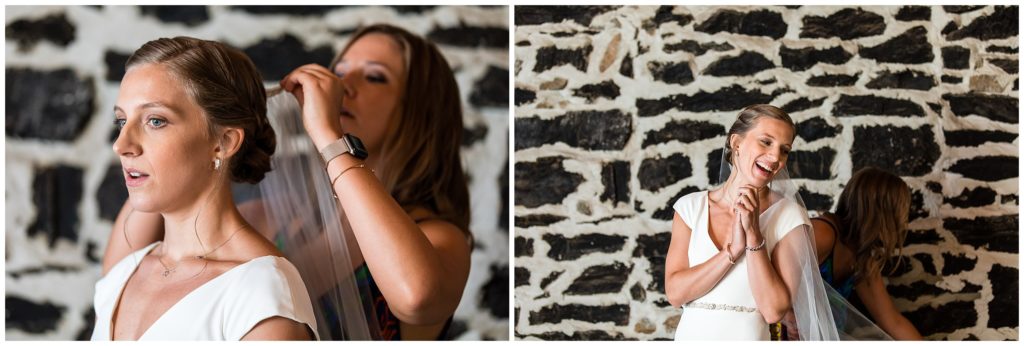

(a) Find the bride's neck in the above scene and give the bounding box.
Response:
[159,183,242,261]
[714,173,769,206]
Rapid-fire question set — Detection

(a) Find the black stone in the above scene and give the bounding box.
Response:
[781,97,826,114]
[888,280,951,300]
[927,102,942,114]
[75,308,95,340]
[481,265,508,318]
[989,58,1018,74]
[926,181,943,193]
[635,232,671,293]
[801,8,886,39]
[103,50,130,82]
[866,70,936,90]
[946,6,1018,41]
[515,267,530,287]
[565,262,631,295]
[639,153,692,191]
[515,88,536,106]
[648,60,694,86]
[944,6,985,14]
[5,13,75,52]
[97,164,128,222]
[427,24,508,48]
[514,6,618,26]
[987,45,1017,53]
[601,161,631,204]
[574,80,620,102]
[799,187,833,213]
[522,330,630,340]
[529,303,630,326]
[915,253,937,275]
[944,187,997,208]
[851,125,940,176]
[695,9,787,39]
[702,51,774,77]
[941,46,970,69]
[515,214,567,228]
[806,73,859,87]
[231,6,346,16]
[707,148,725,184]
[896,6,931,21]
[787,148,835,180]
[462,125,488,148]
[389,6,435,14]
[5,296,65,334]
[643,120,724,147]
[243,34,334,81]
[499,159,509,232]
[637,85,774,117]
[988,264,1018,328]
[515,237,534,257]
[540,271,563,289]
[860,26,934,64]
[941,253,977,276]
[514,109,632,150]
[910,190,929,221]
[29,165,84,248]
[949,156,1018,182]
[85,240,100,264]
[885,255,914,277]
[469,65,508,108]
[779,45,853,71]
[139,6,209,27]
[664,40,734,56]
[652,5,693,27]
[534,45,592,73]
[834,94,925,117]
[6,68,95,141]
[904,228,942,246]
[795,117,840,142]
[944,215,1018,252]
[905,301,976,336]
[630,282,646,301]
[650,186,702,221]
[514,157,584,208]
[1002,194,1018,205]
[619,53,633,78]
[941,75,963,84]
[545,233,627,261]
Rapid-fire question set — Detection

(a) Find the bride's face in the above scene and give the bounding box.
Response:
[730,117,794,188]
[332,33,407,157]
[113,63,219,213]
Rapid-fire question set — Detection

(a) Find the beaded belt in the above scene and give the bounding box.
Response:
[683,301,758,313]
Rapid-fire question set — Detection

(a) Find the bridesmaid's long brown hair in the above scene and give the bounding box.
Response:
[835,167,911,282]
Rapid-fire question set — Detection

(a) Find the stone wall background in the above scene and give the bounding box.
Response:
[514,5,1017,341]
[4,5,509,340]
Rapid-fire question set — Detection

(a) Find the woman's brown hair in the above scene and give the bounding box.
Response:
[330,24,471,235]
[126,36,275,184]
[834,166,911,283]
[725,104,795,163]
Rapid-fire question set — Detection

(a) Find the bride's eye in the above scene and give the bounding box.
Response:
[113,118,126,130]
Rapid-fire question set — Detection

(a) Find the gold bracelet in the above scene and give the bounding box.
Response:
[331,163,365,187]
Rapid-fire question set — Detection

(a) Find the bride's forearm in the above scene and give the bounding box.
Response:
[745,233,790,323]
[666,250,738,307]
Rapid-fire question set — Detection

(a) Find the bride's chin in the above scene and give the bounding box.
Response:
[127,196,161,213]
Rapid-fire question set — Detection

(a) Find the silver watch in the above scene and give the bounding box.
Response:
[319,133,368,163]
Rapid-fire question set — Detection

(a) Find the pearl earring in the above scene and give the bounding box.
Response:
[214,158,221,170]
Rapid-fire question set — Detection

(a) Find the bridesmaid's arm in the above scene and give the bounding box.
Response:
[855,273,924,340]
[102,202,163,275]
[664,213,744,307]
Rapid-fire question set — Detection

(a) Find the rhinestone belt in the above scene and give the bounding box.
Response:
[683,301,758,313]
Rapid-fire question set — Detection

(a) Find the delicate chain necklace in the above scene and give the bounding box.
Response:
[154,224,247,279]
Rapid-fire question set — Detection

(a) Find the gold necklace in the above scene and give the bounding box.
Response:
[155,225,247,279]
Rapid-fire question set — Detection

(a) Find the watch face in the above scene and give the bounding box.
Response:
[345,134,369,160]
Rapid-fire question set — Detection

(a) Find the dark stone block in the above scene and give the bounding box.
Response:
[806,73,859,87]
[885,255,914,277]
[944,214,1018,252]
[103,51,130,82]
[515,267,529,287]
[664,40,734,56]
[515,214,567,228]
[987,45,1017,53]
[695,9,787,39]
[529,303,630,326]
[944,187,997,208]
[85,240,100,264]
[787,148,835,180]
[941,253,977,276]
[545,233,627,261]
[515,88,536,106]
[941,75,963,84]
[946,6,1018,41]
[860,26,934,64]
[782,97,826,114]
[796,117,840,142]
[650,186,702,221]
[896,6,931,21]
[231,6,345,16]
[574,80,620,102]
[1002,194,1018,205]
[427,24,508,48]
[801,8,886,39]
[5,296,65,334]
[910,190,928,221]
[500,159,508,232]
[243,34,334,81]
[949,156,1018,182]
[515,157,584,208]
[29,165,84,248]
[834,94,925,117]
[988,264,1018,328]
[481,265,508,318]
[565,262,631,295]
[6,68,95,141]
[389,6,436,14]
[941,46,970,69]
[630,282,646,301]
[643,120,724,147]
[540,270,563,289]
[779,45,853,71]
[707,148,725,184]
[927,102,942,113]
[523,330,630,340]
[601,161,631,204]
[913,253,937,275]
[703,51,774,77]
[636,85,774,117]
[619,53,633,78]
[514,109,632,150]
[75,308,95,340]
[515,237,534,257]
[905,300,976,336]
[799,187,833,213]
[648,60,694,86]
[514,6,618,26]
[139,6,209,26]
[534,45,592,73]
[97,164,128,222]
[866,70,936,90]
[5,13,75,52]
[468,65,508,108]
[652,5,693,27]
[639,153,692,191]
[888,280,951,300]
[904,228,942,246]
[635,232,671,293]
[989,58,1018,74]
[944,6,985,14]
[926,181,943,193]
[851,125,940,176]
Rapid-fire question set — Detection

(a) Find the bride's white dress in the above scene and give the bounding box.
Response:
[672,190,810,340]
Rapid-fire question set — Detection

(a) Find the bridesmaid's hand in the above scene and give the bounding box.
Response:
[280,64,346,150]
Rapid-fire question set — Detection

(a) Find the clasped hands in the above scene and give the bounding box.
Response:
[726,185,765,262]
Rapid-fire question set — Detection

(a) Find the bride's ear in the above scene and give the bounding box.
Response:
[215,127,245,160]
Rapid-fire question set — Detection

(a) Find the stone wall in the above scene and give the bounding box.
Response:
[5,5,509,340]
[514,5,1017,340]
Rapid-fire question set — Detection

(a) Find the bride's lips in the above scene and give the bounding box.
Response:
[754,161,775,178]
[124,167,150,188]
